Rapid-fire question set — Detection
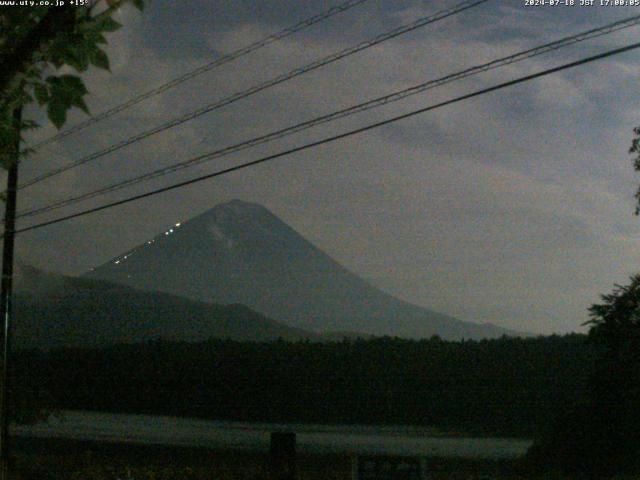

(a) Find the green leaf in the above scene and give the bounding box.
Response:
[90,48,110,71]
[45,75,90,127]
[70,46,91,72]
[33,84,49,105]
[50,41,91,72]
[47,100,67,129]
[71,96,89,114]
[89,32,108,45]
[48,75,88,96]
[97,16,121,32]
[131,0,144,11]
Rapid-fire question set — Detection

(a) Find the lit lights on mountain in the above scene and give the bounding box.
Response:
[112,219,183,265]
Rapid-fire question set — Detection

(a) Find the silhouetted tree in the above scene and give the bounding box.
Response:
[1,0,145,169]
[529,276,640,475]
[583,275,640,470]
[630,126,640,214]
[0,0,145,426]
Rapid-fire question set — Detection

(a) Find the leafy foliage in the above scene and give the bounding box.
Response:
[530,276,640,475]
[585,276,640,469]
[586,274,640,350]
[0,0,144,169]
[15,334,595,438]
[629,127,640,214]
[0,0,144,423]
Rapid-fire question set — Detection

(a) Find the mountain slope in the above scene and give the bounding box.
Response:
[85,200,521,340]
[13,265,322,350]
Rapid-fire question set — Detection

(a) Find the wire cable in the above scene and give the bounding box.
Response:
[13,40,640,236]
[19,0,489,190]
[16,13,640,219]
[26,0,373,151]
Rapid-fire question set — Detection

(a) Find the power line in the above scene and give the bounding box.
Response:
[19,0,489,190]
[13,40,640,236]
[26,0,373,151]
[16,13,640,220]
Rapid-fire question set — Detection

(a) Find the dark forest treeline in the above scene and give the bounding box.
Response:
[14,334,595,438]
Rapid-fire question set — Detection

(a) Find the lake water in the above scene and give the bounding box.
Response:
[13,411,532,459]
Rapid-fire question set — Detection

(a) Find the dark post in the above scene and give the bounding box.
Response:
[0,107,21,480]
[270,432,297,480]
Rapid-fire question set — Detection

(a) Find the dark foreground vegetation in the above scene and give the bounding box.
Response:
[15,334,593,438]
[527,276,640,476]
[9,330,640,478]
[10,274,640,478]
[9,438,640,480]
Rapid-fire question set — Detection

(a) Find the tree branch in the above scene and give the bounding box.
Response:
[0,6,75,96]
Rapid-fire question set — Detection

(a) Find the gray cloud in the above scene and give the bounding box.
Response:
[11,0,640,334]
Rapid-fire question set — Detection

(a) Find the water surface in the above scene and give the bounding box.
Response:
[13,411,532,459]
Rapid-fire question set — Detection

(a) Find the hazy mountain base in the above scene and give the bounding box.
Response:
[13,265,368,350]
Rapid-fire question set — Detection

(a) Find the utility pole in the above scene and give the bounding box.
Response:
[0,107,22,480]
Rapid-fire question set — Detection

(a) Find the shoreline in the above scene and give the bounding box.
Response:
[12,410,533,459]
[11,436,527,480]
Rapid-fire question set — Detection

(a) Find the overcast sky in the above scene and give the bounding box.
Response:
[11,0,640,334]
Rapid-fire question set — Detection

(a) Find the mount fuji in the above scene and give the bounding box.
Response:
[85,200,521,340]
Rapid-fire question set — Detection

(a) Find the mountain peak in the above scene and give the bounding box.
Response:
[186,199,276,231]
[218,199,265,210]
[206,199,269,218]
